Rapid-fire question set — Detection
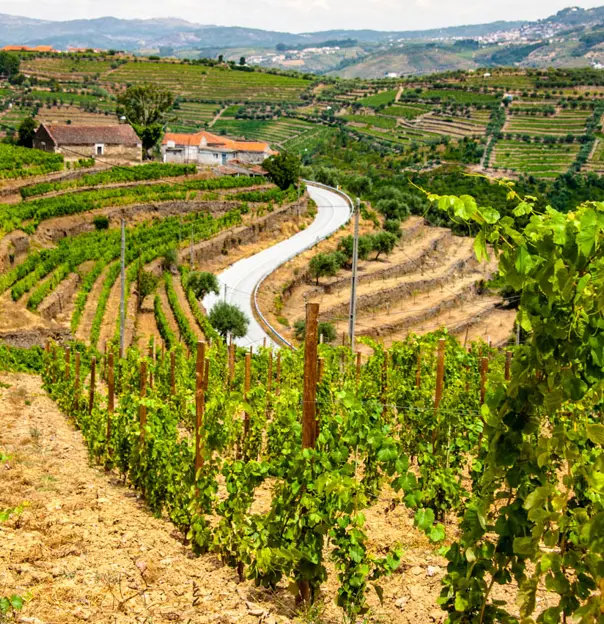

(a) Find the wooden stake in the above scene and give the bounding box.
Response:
[415,349,422,389]
[434,339,446,413]
[139,360,147,442]
[196,341,206,388]
[195,361,205,475]
[74,352,81,398]
[480,357,488,404]
[276,351,281,394]
[318,357,324,382]
[88,356,96,416]
[302,303,319,449]
[107,352,114,446]
[505,351,512,382]
[64,347,70,381]
[170,351,176,396]
[228,343,235,386]
[267,351,273,395]
[356,352,362,386]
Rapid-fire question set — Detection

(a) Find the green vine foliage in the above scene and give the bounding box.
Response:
[41,331,505,621]
[422,184,604,622]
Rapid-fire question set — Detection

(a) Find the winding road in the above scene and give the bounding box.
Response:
[203,183,352,349]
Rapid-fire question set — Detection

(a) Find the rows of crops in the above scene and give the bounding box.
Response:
[491,140,580,177]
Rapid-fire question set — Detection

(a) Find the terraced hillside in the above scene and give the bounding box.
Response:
[258,214,516,351]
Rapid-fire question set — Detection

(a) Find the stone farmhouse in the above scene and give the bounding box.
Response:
[161,131,275,166]
[33,124,142,165]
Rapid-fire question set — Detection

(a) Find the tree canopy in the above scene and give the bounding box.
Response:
[263,151,301,190]
[208,301,249,340]
[0,52,19,78]
[17,117,38,149]
[187,272,220,300]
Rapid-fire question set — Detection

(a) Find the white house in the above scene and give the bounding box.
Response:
[161,131,275,166]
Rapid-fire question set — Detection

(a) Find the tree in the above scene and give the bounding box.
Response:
[371,231,397,260]
[309,253,342,285]
[294,320,337,343]
[162,247,178,272]
[239,57,246,66]
[187,271,220,300]
[0,51,19,78]
[208,301,249,339]
[17,117,38,148]
[136,264,159,310]
[116,83,174,154]
[263,151,301,190]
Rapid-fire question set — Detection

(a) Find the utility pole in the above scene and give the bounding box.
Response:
[348,197,361,351]
[119,219,126,359]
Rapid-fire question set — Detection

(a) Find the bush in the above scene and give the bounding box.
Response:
[93,215,109,230]
[294,319,337,343]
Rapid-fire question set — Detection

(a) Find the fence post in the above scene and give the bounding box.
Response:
[195,354,205,476]
[434,339,446,413]
[505,351,512,382]
[170,351,176,396]
[480,357,489,404]
[107,352,114,448]
[139,360,147,442]
[302,303,319,449]
[64,347,70,381]
[88,357,96,416]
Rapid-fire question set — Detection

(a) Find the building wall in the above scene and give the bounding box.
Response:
[57,144,141,165]
[162,145,268,165]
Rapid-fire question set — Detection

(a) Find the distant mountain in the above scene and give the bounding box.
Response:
[2,7,604,77]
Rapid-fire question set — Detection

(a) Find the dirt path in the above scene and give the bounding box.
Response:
[0,373,287,624]
[98,272,123,349]
[172,275,205,341]
[208,106,227,128]
[134,294,161,349]
[158,281,181,341]
[75,263,113,343]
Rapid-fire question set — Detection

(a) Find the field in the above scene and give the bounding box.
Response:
[0,62,603,624]
[491,139,579,178]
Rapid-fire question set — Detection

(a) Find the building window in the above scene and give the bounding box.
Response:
[95,144,104,156]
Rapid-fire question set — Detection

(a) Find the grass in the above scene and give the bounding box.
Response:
[404,89,499,104]
[343,114,398,129]
[212,117,316,144]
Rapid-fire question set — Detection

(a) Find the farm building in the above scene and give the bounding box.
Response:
[161,131,275,166]
[33,124,142,164]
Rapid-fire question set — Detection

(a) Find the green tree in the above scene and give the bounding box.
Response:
[294,319,337,343]
[0,51,19,78]
[208,301,249,339]
[187,271,220,300]
[263,151,301,190]
[136,264,159,310]
[162,247,178,272]
[309,252,343,285]
[239,57,246,66]
[116,83,174,154]
[371,231,397,259]
[17,117,38,148]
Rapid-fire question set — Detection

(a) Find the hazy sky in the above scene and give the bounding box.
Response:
[4,0,604,32]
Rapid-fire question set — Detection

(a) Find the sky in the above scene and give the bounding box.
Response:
[3,0,604,32]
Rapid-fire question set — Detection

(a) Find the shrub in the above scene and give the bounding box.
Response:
[93,215,109,230]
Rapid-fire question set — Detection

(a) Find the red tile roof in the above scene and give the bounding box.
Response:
[163,130,273,154]
[42,124,141,147]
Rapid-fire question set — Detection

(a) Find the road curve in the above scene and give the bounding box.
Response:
[203,184,352,349]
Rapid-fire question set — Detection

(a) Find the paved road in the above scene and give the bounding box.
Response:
[203,184,352,349]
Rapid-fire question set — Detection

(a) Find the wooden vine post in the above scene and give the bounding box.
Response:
[299,302,319,605]
[228,343,236,387]
[434,339,446,413]
[243,352,252,439]
[107,352,115,447]
[505,351,512,382]
[74,352,81,400]
[88,357,96,416]
[318,357,325,383]
[480,357,489,404]
[276,351,282,395]
[204,358,210,392]
[356,352,362,386]
[195,341,206,475]
[267,351,273,395]
[170,351,176,396]
[139,360,147,442]
[381,351,389,416]
[302,303,319,449]
[64,347,70,381]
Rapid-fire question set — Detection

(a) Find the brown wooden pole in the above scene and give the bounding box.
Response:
[434,339,446,413]
[74,352,81,397]
[64,347,71,381]
[107,352,115,447]
[196,341,206,386]
[195,363,205,475]
[88,356,96,415]
[139,360,147,442]
[302,303,319,449]
[276,351,282,395]
[356,352,362,386]
[318,357,325,383]
[480,357,489,404]
[505,351,512,382]
[170,351,176,396]
[267,351,273,395]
